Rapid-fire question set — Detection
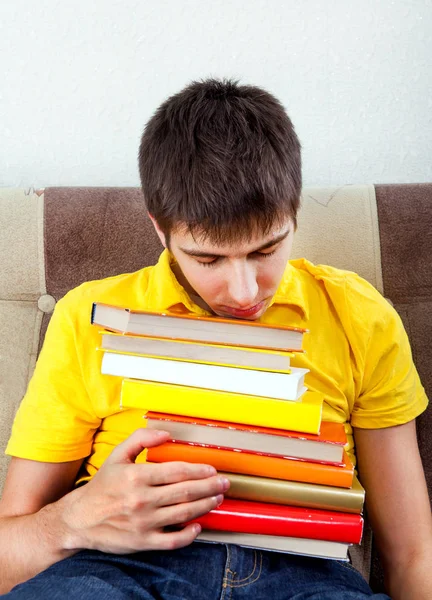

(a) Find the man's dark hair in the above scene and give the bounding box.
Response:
[138,78,302,245]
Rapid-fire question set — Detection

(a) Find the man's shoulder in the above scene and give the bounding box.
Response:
[58,265,154,319]
[290,258,371,287]
[289,258,394,324]
[289,257,378,294]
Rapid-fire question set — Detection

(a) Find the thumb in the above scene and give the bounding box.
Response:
[107,428,171,465]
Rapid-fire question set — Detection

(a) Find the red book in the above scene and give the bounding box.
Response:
[189,498,363,544]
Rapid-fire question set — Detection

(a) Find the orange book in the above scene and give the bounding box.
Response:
[146,443,354,489]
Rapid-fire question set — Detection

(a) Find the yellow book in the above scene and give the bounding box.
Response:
[121,379,323,434]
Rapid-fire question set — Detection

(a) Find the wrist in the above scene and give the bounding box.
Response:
[44,489,85,555]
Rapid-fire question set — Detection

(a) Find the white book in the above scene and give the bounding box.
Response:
[101,352,309,401]
[196,530,350,561]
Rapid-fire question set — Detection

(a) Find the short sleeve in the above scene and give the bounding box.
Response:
[348,276,428,429]
[5,294,101,462]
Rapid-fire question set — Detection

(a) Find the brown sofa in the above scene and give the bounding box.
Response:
[0,184,430,591]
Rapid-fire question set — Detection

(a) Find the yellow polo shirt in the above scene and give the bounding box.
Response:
[6,250,428,483]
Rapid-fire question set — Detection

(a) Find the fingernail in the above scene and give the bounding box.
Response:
[155,430,169,437]
[219,476,230,491]
[214,494,224,506]
[205,465,217,476]
[193,523,202,534]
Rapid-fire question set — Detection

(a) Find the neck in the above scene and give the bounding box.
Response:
[171,261,214,313]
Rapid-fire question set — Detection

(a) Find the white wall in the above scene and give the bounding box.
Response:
[1,0,431,188]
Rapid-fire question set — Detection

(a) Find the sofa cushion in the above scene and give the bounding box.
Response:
[44,187,163,300]
[0,188,46,487]
[0,188,45,301]
[292,185,383,293]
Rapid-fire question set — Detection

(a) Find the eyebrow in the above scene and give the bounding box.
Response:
[179,228,291,259]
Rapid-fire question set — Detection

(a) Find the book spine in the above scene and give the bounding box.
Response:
[90,302,97,325]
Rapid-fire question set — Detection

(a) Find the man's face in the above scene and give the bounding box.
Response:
[161,220,294,320]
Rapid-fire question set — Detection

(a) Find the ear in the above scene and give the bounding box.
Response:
[148,213,167,248]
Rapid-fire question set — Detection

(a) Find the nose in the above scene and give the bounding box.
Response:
[227,262,259,308]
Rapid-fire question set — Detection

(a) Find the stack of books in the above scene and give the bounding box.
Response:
[92,302,365,562]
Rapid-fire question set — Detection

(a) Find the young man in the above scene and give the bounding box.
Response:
[0,79,430,599]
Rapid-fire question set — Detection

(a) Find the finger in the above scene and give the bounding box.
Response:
[145,461,217,486]
[155,494,223,529]
[150,523,202,551]
[153,475,230,508]
[107,428,171,465]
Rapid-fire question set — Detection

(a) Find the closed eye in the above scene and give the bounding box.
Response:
[198,258,220,268]
[198,247,278,267]
[253,248,277,259]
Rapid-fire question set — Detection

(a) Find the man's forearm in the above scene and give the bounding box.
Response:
[0,499,77,594]
[385,546,432,600]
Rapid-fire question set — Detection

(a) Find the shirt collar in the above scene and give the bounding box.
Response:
[268,259,309,320]
[143,250,210,315]
[144,250,309,319]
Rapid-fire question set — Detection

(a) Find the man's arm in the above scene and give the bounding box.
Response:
[0,458,84,592]
[0,429,229,594]
[354,420,432,600]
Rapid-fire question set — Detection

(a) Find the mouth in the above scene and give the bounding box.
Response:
[219,300,266,319]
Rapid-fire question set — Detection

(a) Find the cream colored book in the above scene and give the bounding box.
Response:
[196,531,350,561]
[92,302,307,351]
[145,415,346,464]
[100,332,293,373]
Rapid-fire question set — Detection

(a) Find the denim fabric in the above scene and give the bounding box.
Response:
[2,543,391,599]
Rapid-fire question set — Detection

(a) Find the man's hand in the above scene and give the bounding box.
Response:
[59,428,229,554]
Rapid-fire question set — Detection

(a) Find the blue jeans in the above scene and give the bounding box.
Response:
[3,543,391,599]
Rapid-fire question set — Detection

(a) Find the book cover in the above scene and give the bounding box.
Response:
[146,443,354,488]
[102,351,308,401]
[92,302,307,351]
[222,472,365,514]
[145,413,346,464]
[101,332,294,373]
[188,498,364,544]
[196,531,350,561]
[121,379,323,435]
